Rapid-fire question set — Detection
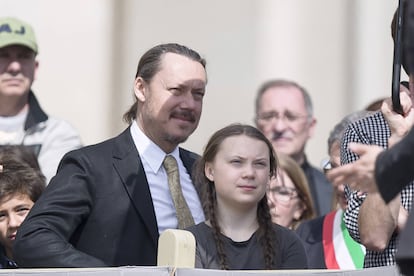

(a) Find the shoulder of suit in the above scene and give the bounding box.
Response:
[179,147,200,160]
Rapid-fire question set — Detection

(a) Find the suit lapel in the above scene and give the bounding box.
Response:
[179,148,201,195]
[112,128,159,244]
[179,148,198,175]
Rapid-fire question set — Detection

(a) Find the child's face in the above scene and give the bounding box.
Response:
[205,135,270,210]
[0,193,34,258]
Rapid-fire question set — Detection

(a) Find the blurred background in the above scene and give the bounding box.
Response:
[2,0,404,168]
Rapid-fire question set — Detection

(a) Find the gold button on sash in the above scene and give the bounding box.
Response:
[163,155,195,229]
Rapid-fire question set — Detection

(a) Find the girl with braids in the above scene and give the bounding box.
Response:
[186,124,307,270]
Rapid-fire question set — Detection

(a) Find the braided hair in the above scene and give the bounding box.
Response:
[193,124,279,269]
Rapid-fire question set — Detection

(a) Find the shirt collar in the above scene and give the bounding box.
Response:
[130,121,180,173]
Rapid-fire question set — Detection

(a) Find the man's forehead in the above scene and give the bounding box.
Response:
[263,85,303,97]
[160,52,204,70]
[182,79,206,88]
[159,76,206,89]
[260,87,306,109]
[156,56,206,86]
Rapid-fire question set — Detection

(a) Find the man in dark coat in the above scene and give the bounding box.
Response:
[13,43,208,267]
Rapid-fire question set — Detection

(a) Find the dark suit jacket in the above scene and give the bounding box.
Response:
[295,216,326,269]
[301,159,333,216]
[374,125,414,275]
[13,127,200,267]
[391,2,414,273]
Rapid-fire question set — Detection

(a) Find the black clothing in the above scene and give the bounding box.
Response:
[187,222,308,270]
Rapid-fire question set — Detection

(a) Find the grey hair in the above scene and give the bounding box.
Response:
[327,110,372,152]
[255,79,313,118]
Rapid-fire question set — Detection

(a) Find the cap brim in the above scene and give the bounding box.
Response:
[0,39,37,53]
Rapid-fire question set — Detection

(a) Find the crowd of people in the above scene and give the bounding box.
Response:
[0,3,414,275]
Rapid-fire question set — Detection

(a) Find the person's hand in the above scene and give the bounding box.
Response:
[326,143,384,193]
[382,85,414,147]
[397,205,409,233]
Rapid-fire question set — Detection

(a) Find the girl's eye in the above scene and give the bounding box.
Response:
[253,160,268,168]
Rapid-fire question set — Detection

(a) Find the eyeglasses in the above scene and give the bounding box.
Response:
[322,159,338,174]
[256,111,309,124]
[268,186,299,203]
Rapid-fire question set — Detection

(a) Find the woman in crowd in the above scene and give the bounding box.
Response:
[187,124,307,270]
[267,154,316,230]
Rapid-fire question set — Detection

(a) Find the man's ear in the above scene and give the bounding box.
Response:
[307,117,317,139]
[204,163,214,181]
[134,77,147,102]
[33,60,39,81]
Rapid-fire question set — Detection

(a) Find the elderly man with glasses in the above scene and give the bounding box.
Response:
[255,79,333,216]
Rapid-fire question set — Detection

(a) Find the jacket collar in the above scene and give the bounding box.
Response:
[112,128,200,244]
[112,128,159,244]
[24,91,48,130]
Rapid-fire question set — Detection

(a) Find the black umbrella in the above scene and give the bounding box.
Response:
[391,0,405,114]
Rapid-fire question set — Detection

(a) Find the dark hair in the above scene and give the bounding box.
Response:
[0,146,45,202]
[255,79,313,121]
[123,43,206,124]
[193,124,278,269]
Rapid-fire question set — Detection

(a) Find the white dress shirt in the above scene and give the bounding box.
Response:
[130,121,205,233]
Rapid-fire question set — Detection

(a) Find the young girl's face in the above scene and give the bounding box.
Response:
[205,134,270,210]
[0,193,34,258]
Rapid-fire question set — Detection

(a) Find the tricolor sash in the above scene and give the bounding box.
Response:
[322,210,365,269]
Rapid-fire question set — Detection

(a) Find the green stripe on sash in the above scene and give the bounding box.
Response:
[340,213,365,268]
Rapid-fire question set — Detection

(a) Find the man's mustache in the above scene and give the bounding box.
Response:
[171,110,196,123]
[271,132,285,140]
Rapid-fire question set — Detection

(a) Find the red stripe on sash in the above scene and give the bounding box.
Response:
[322,211,340,269]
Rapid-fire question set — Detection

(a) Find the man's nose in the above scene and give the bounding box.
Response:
[180,92,198,109]
[7,59,22,74]
[271,116,288,131]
